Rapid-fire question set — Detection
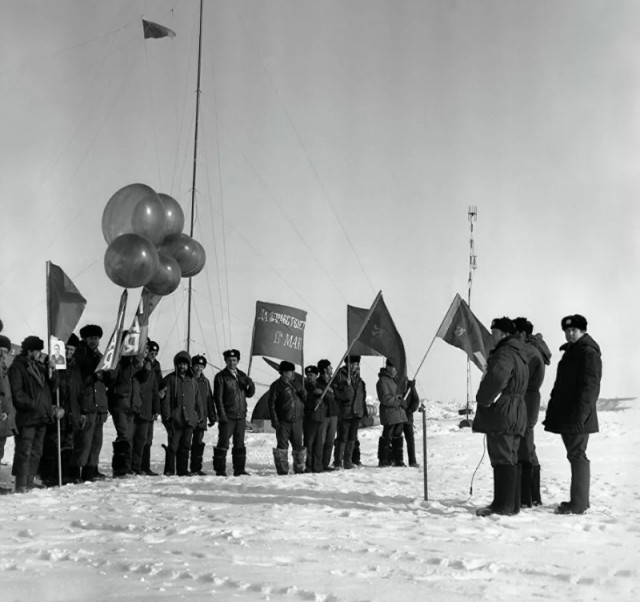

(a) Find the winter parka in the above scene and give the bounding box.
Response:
[268,377,306,426]
[107,356,148,414]
[334,367,367,419]
[522,333,552,427]
[137,360,160,421]
[8,354,58,427]
[543,333,601,435]
[472,336,529,435]
[72,341,109,416]
[304,378,329,423]
[194,374,216,429]
[0,360,17,437]
[376,367,407,426]
[161,352,202,429]
[213,367,255,421]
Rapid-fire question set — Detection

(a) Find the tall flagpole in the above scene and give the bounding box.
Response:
[186,0,205,354]
[460,206,477,428]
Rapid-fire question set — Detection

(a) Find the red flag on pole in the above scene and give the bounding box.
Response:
[436,293,493,371]
[96,290,128,372]
[347,295,407,383]
[250,301,307,367]
[46,262,87,342]
[142,19,176,39]
[121,289,160,357]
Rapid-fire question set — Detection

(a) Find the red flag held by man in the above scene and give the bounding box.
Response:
[436,293,493,371]
[46,261,87,342]
[142,19,176,39]
[250,301,307,367]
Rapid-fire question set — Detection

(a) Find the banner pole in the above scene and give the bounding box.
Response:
[246,306,258,378]
[422,399,428,501]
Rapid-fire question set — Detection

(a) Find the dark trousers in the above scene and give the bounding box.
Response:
[561,433,590,462]
[304,419,328,472]
[13,424,47,479]
[382,423,404,438]
[166,424,194,456]
[71,413,104,467]
[132,418,153,471]
[275,420,304,451]
[518,425,539,465]
[322,416,338,468]
[192,427,205,448]
[487,433,521,466]
[111,409,134,443]
[337,417,360,443]
[217,418,245,450]
[403,421,417,464]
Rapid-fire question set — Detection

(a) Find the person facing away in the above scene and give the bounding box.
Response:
[189,354,217,475]
[472,317,529,517]
[269,360,307,475]
[543,314,602,515]
[212,349,255,477]
[513,317,552,507]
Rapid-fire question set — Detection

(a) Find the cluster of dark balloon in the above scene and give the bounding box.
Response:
[102,183,206,295]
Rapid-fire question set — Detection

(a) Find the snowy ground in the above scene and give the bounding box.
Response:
[0,399,638,602]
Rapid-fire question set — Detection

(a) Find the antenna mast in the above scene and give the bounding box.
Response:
[186,0,205,354]
[460,206,477,428]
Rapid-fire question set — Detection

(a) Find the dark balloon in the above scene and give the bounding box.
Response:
[158,193,185,239]
[144,253,182,296]
[104,233,160,288]
[102,183,167,246]
[158,233,206,277]
[181,239,206,278]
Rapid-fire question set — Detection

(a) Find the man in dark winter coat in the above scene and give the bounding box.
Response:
[401,379,421,468]
[318,359,339,471]
[376,359,407,467]
[473,317,529,517]
[212,349,255,477]
[190,354,216,475]
[513,317,552,507]
[0,334,17,494]
[333,355,367,470]
[9,336,64,493]
[131,341,161,476]
[543,314,602,515]
[269,360,306,475]
[303,365,329,473]
[161,351,202,476]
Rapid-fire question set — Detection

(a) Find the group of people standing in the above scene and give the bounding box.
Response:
[473,313,601,517]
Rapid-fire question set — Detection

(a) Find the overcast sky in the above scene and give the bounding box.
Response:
[1,0,638,402]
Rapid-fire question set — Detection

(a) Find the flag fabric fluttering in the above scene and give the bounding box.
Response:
[250,301,307,367]
[142,19,176,39]
[96,290,128,372]
[348,295,407,384]
[436,293,493,371]
[121,288,161,357]
[46,262,87,343]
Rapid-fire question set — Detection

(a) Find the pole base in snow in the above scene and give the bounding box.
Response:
[458,418,472,429]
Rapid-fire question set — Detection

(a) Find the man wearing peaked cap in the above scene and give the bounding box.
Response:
[189,354,217,475]
[544,314,601,515]
[212,348,255,477]
[472,316,529,517]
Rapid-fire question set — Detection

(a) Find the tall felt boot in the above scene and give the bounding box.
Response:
[163,443,176,476]
[331,441,344,469]
[176,447,191,476]
[213,446,227,476]
[112,440,131,477]
[273,448,289,475]
[14,473,28,494]
[391,436,406,467]
[232,446,249,476]
[556,459,590,514]
[343,441,356,469]
[142,445,159,476]
[476,464,518,517]
[61,449,73,485]
[377,437,392,467]
[352,439,362,466]
[190,442,206,475]
[531,464,542,506]
[38,449,58,486]
[520,462,533,508]
[292,448,307,474]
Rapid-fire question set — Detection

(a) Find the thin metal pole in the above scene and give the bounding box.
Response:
[422,400,428,501]
[464,207,477,422]
[187,0,205,354]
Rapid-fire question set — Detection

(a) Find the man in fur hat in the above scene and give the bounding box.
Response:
[189,354,216,475]
[544,314,602,515]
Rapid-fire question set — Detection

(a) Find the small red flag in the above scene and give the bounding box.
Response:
[142,19,176,39]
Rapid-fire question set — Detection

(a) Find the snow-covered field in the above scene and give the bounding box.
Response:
[0,398,638,602]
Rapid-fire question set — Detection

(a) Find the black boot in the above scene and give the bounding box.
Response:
[190,442,206,475]
[232,446,249,476]
[176,447,191,476]
[352,439,362,467]
[142,445,159,476]
[112,440,131,477]
[89,466,107,480]
[520,462,533,508]
[556,459,590,514]
[406,429,419,467]
[531,464,542,506]
[213,446,227,476]
[377,437,392,467]
[332,440,340,468]
[273,448,289,475]
[391,437,406,467]
[292,448,307,474]
[82,465,96,482]
[513,463,522,515]
[163,443,176,476]
[343,441,356,469]
[476,464,518,516]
